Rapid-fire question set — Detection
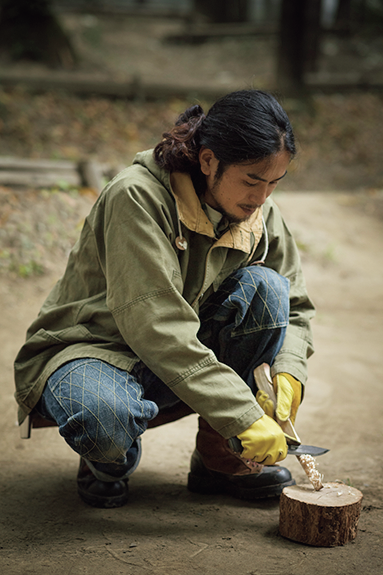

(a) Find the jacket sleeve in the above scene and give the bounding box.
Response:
[255,198,315,386]
[97,177,263,439]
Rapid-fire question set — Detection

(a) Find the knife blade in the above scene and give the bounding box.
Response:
[287,444,329,456]
[228,436,329,457]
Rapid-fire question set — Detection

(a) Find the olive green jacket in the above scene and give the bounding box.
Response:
[14,150,315,437]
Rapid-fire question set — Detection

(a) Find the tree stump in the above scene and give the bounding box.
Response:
[279,482,363,547]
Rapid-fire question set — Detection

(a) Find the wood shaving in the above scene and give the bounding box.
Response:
[298,454,323,490]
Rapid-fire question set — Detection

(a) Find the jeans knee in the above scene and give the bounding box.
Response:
[239,266,290,325]
[59,392,158,463]
[58,408,126,463]
[43,359,159,463]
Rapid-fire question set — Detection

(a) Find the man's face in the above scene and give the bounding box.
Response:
[199,148,291,223]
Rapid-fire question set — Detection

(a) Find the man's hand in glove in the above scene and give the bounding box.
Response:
[236,415,287,464]
[272,373,302,425]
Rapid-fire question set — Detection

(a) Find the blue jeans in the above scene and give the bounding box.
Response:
[38,266,289,480]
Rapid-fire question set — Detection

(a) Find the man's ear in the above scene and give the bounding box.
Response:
[199,147,218,176]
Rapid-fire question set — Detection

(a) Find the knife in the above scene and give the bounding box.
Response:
[228,436,329,457]
[228,363,329,459]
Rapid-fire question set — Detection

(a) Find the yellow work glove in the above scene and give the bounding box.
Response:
[237,415,288,465]
[272,373,302,425]
[255,390,275,418]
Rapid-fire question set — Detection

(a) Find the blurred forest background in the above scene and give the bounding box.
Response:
[0,0,383,277]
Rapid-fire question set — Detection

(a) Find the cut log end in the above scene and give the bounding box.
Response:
[279,482,363,547]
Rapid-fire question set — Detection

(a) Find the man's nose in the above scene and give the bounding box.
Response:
[248,185,269,205]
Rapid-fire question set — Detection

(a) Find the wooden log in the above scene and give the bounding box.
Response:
[279,483,363,547]
[0,157,77,171]
[0,169,81,188]
[0,157,118,190]
[0,157,81,188]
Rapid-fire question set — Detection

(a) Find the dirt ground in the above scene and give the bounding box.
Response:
[0,11,383,575]
[1,188,382,575]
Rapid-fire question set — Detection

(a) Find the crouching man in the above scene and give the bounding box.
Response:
[14,89,315,508]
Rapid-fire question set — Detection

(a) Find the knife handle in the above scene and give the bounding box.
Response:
[228,436,243,453]
[254,363,301,446]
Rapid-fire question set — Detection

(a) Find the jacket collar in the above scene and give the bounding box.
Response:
[170,171,263,254]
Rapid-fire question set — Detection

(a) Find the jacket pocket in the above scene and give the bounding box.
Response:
[27,325,96,352]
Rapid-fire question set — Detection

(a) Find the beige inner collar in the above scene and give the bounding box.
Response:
[170,171,263,253]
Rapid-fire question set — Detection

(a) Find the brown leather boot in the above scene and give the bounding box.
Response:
[187,417,295,500]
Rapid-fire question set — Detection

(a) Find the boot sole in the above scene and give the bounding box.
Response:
[187,471,296,500]
[77,486,129,508]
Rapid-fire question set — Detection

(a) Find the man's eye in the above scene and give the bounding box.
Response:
[244,181,257,187]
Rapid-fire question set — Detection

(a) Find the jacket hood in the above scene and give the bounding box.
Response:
[132,149,171,189]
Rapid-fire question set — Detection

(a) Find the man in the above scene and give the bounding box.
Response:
[14,89,315,508]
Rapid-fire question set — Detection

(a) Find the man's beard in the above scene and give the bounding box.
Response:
[208,180,254,224]
[224,210,253,224]
[210,196,255,224]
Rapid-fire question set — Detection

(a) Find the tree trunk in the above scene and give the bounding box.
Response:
[305,0,322,73]
[194,0,249,24]
[334,0,353,34]
[279,483,363,547]
[276,0,322,96]
[0,0,77,68]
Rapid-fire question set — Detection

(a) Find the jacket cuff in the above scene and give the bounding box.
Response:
[216,404,265,439]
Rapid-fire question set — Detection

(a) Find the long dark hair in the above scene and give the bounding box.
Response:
[154,89,296,173]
